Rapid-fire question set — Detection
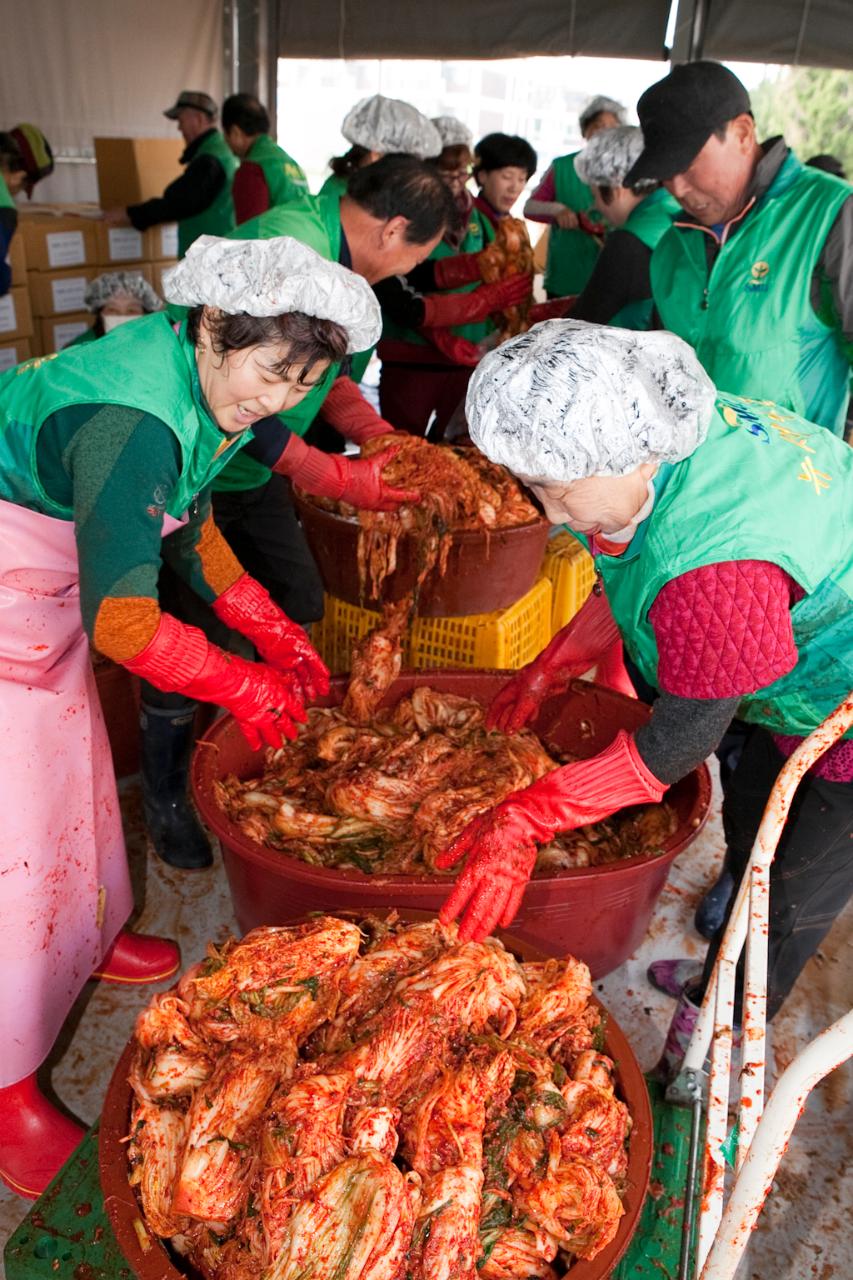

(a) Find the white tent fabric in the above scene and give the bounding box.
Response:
[3,0,223,204]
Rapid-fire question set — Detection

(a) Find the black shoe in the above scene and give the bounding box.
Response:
[140,701,213,870]
[694,869,735,940]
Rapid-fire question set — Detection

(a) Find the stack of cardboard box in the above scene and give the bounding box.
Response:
[0,139,186,367]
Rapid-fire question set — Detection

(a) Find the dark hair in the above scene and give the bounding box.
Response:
[435,143,473,171]
[473,133,537,179]
[221,93,270,136]
[330,144,371,179]
[0,132,24,174]
[346,154,455,245]
[187,307,349,382]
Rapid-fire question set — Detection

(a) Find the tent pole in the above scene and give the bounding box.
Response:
[688,0,710,59]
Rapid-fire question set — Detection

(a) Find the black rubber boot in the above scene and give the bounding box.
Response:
[694,868,735,940]
[140,701,213,869]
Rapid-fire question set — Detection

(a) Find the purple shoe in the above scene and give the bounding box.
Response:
[652,987,702,1080]
[647,958,703,999]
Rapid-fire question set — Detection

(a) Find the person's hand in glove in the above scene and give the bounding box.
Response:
[421,274,533,329]
[123,612,307,750]
[422,326,482,368]
[212,572,329,702]
[437,730,666,940]
[321,376,397,445]
[274,435,419,512]
[487,587,620,734]
[528,296,577,324]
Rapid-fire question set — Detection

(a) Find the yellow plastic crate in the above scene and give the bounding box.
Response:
[314,577,553,674]
[542,531,596,635]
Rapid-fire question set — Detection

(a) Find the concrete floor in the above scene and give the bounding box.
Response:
[1,766,851,1278]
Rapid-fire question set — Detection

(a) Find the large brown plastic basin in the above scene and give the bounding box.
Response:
[294,492,550,616]
[192,673,711,978]
[99,911,653,1280]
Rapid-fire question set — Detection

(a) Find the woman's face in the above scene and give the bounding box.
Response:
[582,111,620,140]
[102,291,146,318]
[478,166,529,213]
[530,462,657,536]
[438,164,471,199]
[591,184,641,227]
[195,314,330,435]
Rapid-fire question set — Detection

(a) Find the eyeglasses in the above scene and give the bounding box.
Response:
[439,168,471,182]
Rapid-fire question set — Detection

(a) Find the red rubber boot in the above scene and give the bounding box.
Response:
[0,1075,85,1199]
[92,930,180,984]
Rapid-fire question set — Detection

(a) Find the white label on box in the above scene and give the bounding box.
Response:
[107,227,144,260]
[0,345,20,371]
[46,230,86,268]
[51,277,89,313]
[159,224,179,258]
[0,294,17,333]
[53,321,90,350]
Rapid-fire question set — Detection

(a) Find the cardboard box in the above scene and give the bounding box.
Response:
[6,231,27,281]
[19,212,99,272]
[0,338,32,371]
[94,221,150,265]
[28,267,97,317]
[94,138,184,208]
[0,286,34,339]
[40,312,94,354]
[151,259,179,296]
[149,223,179,261]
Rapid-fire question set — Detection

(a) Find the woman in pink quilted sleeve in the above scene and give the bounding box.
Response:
[436,320,853,1073]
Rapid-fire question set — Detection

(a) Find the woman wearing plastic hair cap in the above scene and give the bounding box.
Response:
[0,230,423,1199]
[439,319,853,1078]
[570,127,681,330]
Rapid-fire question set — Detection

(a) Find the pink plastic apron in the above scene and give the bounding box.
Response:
[0,498,136,1085]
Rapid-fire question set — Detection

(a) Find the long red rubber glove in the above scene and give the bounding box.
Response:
[274,435,419,511]
[320,376,396,445]
[528,296,577,324]
[487,587,620,734]
[212,572,330,703]
[437,731,666,941]
[123,613,307,750]
[432,251,483,290]
[421,274,533,328]
[421,327,482,367]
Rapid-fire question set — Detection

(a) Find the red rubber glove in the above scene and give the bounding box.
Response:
[437,731,666,940]
[487,587,619,734]
[212,572,329,702]
[578,212,606,241]
[421,326,482,367]
[432,251,483,290]
[321,376,396,445]
[421,274,533,328]
[528,296,577,324]
[275,435,419,512]
[123,612,306,751]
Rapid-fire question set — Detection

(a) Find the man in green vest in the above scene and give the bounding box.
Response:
[103,91,237,258]
[222,92,308,225]
[526,95,625,298]
[626,61,853,437]
[438,320,853,1068]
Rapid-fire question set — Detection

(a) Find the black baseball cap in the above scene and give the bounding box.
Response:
[164,91,217,120]
[624,62,752,185]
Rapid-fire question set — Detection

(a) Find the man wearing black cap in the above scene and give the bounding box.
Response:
[628,61,853,437]
[103,90,238,258]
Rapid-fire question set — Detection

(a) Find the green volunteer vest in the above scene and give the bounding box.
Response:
[651,152,851,435]
[381,206,496,350]
[246,134,308,208]
[610,188,680,331]
[0,173,15,211]
[544,152,606,296]
[318,173,347,199]
[215,192,373,493]
[67,326,98,347]
[177,130,239,258]
[582,394,853,738]
[0,313,248,518]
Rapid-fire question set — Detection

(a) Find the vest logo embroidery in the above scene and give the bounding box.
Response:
[719,395,832,493]
[745,260,771,293]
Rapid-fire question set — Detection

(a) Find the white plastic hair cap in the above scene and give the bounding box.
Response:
[466,320,716,483]
[574,126,646,188]
[341,94,443,158]
[162,235,382,354]
[431,115,474,149]
[579,94,627,131]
